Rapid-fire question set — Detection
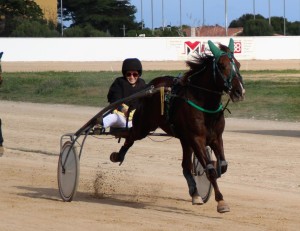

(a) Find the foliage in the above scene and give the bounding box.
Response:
[243,19,274,36]
[229,14,265,28]
[0,70,299,122]
[287,21,300,35]
[11,20,59,37]
[0,1,299,37]
[64,24,110,37]
[60,0,140,37]
[230,14,300,36]
[0,0,56,37]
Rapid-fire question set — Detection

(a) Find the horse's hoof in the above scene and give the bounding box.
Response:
[217,200,230,213]
[192,193,204,205]
[110,152,124,165]
[110,152,120,162]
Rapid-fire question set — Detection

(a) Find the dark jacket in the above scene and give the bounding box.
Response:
[107,76,146,109]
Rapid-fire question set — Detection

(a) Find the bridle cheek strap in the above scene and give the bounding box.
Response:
[213,53,241,91]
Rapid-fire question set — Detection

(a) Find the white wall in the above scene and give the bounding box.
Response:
[0,36,299,62]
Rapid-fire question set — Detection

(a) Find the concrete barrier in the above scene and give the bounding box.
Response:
[1,36,299,62]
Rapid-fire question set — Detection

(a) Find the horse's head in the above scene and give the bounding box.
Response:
[208,39,245,102]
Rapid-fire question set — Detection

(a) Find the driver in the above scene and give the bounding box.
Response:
[94,58,146,132]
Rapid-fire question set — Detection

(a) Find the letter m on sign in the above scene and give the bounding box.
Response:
[184,41,200,55]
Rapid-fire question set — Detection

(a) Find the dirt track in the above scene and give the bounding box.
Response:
[2,59,300,72]
[0,61,300,230]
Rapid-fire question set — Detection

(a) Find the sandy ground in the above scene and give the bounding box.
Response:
[0,100,299,231]
[0,60,300,230]
[2,59,300,72]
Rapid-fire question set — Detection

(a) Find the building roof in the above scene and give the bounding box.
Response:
[184,25,243,37]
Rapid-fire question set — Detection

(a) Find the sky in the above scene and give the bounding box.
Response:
[129,0,300,29]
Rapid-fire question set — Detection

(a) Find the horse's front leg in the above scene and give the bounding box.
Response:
[205,165,230,213]
[180,139,204,205]
[193,139,230,213]
[211,136,228,176]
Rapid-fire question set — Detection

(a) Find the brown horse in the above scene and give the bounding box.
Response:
[110,39,245,213]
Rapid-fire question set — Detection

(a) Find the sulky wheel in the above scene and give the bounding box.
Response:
[57,141,80,202]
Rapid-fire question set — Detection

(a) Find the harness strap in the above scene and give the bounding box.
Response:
[166,92,223,115]
[186,100,223,114]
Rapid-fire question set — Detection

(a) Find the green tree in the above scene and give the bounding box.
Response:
[287,21,300,35]
[229,14,265,28]
[243,19,274,36]
[64,24,109,37]
[0,0,57,37]
[270,17,299,35]
[60,0,140,37]
[11,20,59,37]
[229,13,299,36]
[270,16,285,34]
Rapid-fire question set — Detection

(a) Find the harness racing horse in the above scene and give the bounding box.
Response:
[110,39,245,213]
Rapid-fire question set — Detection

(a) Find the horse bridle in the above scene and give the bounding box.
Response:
[213,52,243,92]
[186,66,224,96]
[185,52,243,96]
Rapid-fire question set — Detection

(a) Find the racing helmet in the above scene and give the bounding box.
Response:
[122,58,142,76]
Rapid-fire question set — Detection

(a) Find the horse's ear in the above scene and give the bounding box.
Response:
[208,40,222,59]
[228,38,234,53]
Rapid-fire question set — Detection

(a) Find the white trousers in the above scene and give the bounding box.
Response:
[103,113,132,128]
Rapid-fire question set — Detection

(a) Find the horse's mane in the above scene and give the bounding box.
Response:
[182,53,213,83]
[182,44,230,84]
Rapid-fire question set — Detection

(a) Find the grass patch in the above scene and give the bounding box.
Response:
[0,70,299,122]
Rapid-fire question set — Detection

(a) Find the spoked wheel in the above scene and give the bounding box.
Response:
[57,141,80,202]
[192,146,213,203]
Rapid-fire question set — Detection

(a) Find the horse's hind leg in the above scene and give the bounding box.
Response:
[110,123,148,165]
[110,139,134,165]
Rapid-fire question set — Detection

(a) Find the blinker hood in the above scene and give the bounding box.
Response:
[208,38,235,59]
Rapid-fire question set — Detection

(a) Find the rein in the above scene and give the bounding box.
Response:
[167,51,241,115]
[186,67,223,96]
